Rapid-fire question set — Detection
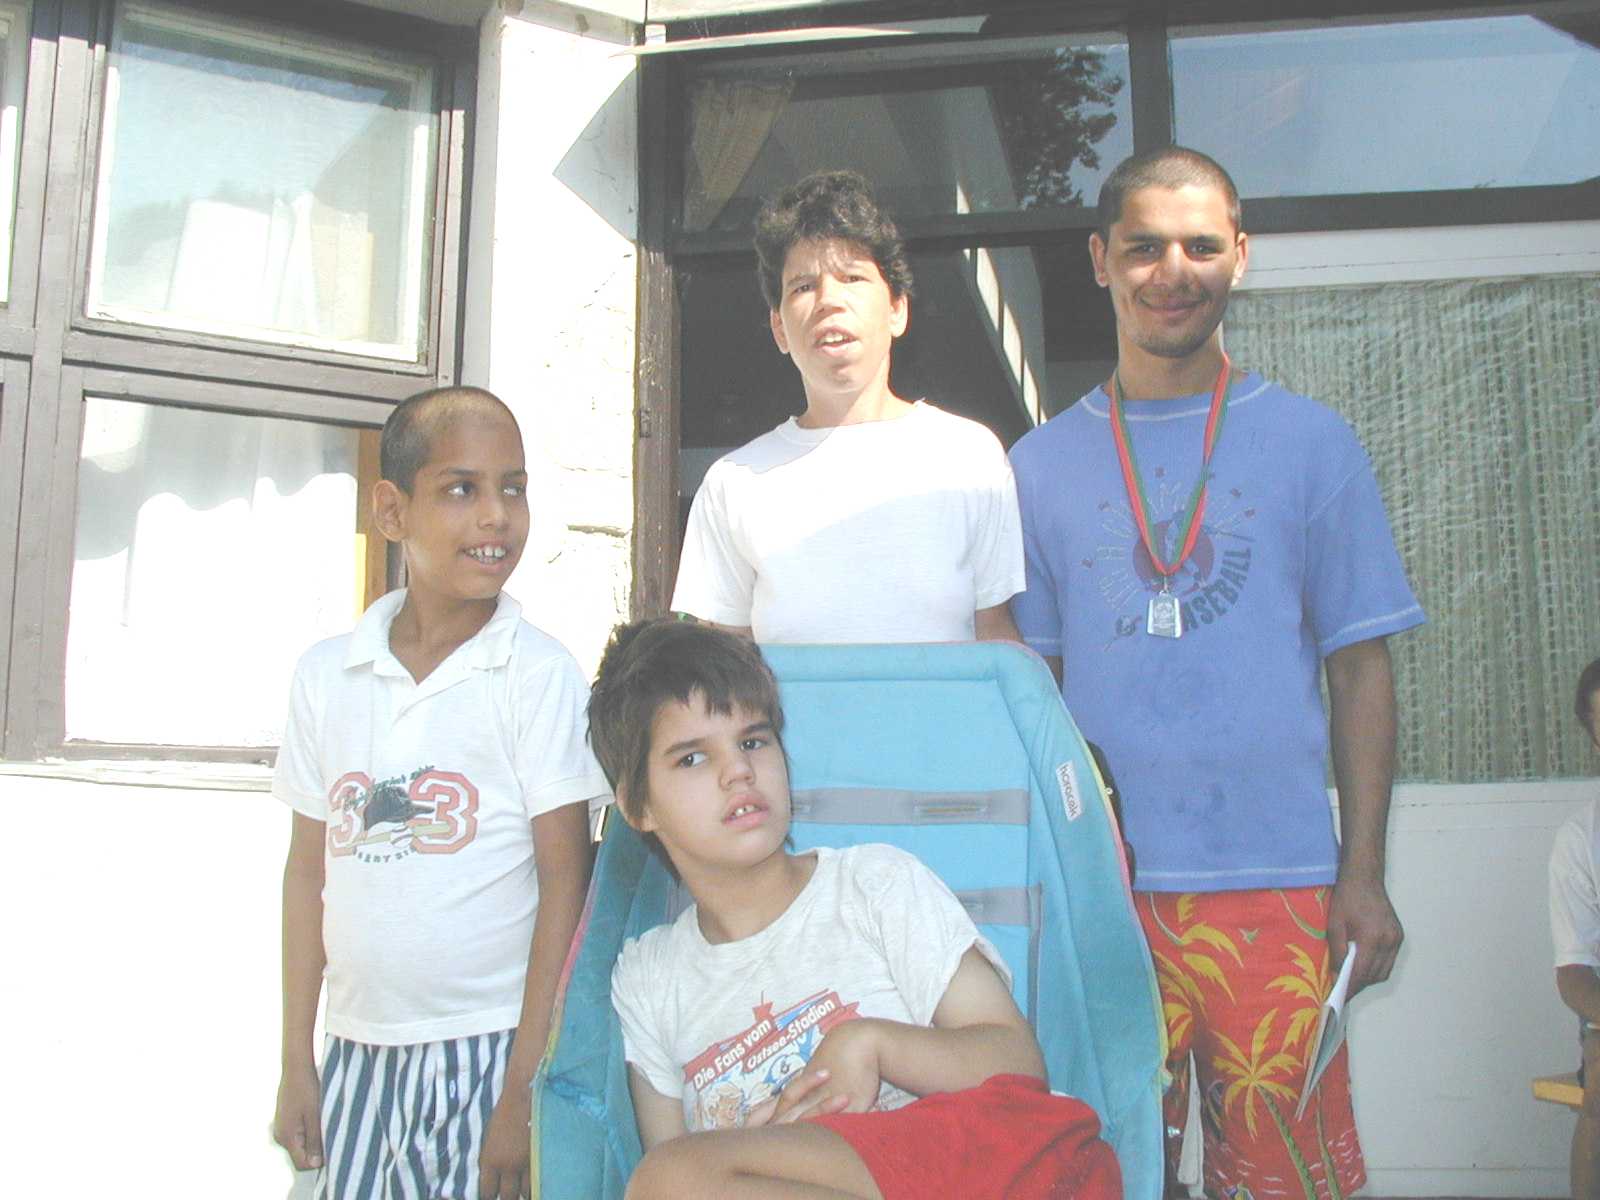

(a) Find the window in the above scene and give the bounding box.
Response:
[1172,13,1600,198]
[680,30,1131,235]
[0,1,30,302]
[67,398,369,746]
[643,0,1600,784]
[87,6,439,358]
[0,0,473,760]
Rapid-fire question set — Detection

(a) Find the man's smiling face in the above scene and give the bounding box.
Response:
[1090,183,1248,367]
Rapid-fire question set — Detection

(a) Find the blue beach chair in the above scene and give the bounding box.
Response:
[532,641,1165,1199]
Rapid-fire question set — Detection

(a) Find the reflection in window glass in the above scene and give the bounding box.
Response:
[67,398,363,746]
[0,1,31,304]
[682,35,1130,233]
[87,6,438,359]
[1173,14,1600,198]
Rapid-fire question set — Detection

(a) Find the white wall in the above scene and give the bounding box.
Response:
[464,0,640,675]
[1,766,295,1197]
[1356,780,1589,1196]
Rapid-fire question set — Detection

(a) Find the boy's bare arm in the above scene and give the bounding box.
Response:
[479,800,596,1200]
[1559,964,1600,1027]
[274,813,327,1171]
[776,947,1042,1119]
[628,1065,690,1151]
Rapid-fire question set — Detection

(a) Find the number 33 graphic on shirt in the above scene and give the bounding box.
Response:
[326,768,480,859]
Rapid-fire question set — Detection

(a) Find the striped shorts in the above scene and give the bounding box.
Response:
[317,1029,513,1200]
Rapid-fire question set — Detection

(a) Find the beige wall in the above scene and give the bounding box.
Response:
[464,2,640,674]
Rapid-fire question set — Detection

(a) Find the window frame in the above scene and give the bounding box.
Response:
[634,0,1600,615]
[0,0,476,762]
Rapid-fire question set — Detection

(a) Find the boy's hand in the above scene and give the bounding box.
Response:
[772,1020,882,1122]
[479,1088,532,1200]
[744,1070,849,1129]
[272,1061,323,1171]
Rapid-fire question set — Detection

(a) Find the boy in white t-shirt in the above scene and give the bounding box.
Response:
[271,387,609,1199]
[671,171,1025,644]
[1550,655,1600,1200]
[587,618,1120,1199]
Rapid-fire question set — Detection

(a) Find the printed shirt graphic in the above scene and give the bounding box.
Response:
[1009,376,1423,892]
[273,590,610,1045]
[613,844,1008,1130]
[683,990,915,1130]
[325,765,481,863]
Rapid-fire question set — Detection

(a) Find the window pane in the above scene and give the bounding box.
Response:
[681,33,1131,233]
[1226,274,1600,781]
[1172,14,1600,198]
[67,398,366,746]
[86,5,438,360]
[0,2,30,305]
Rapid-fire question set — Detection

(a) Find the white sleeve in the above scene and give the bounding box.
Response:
[514,649,612,820]
[967,430,1026,611]
[1551,809,1600,969]
[612,935,685,1100]
[670,463,756,626]
[271,648,328,819]
[852,846,1010,1025]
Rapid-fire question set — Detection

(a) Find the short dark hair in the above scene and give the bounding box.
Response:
[589,618,785,823]
[1577,656,1600,741]
[754,170,913,310]
[380,386,517,494]
[1096,146,1242,242]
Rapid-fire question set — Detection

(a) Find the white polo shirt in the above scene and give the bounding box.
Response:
[274,590,609,1045]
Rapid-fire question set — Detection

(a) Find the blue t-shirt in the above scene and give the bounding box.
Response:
[1009,373,1424,892]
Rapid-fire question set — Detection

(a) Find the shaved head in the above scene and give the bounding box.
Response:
[380,386,518,494]
[1096,146,1242,242]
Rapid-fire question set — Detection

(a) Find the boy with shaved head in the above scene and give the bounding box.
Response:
[272,386,609,1199]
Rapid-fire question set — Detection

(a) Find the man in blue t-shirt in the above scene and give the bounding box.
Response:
[1009,146,1423,1199]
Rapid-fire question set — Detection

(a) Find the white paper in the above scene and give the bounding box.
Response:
[1294,942,1356,1121]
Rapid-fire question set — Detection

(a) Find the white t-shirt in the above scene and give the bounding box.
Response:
[611,844,1008,1132]
[671,402,1024,643]
[1551,797,1600,970]
[273,590,610,1045]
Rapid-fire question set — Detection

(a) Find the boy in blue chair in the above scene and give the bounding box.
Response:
[587,618,1120,1199]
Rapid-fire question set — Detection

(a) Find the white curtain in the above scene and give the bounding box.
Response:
[1227,274,1600,782]
[682,78,793,233]
[67,399,359,747]
[91,10,426,356]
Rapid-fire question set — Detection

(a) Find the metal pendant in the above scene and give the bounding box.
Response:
[1147,589,1183,639]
